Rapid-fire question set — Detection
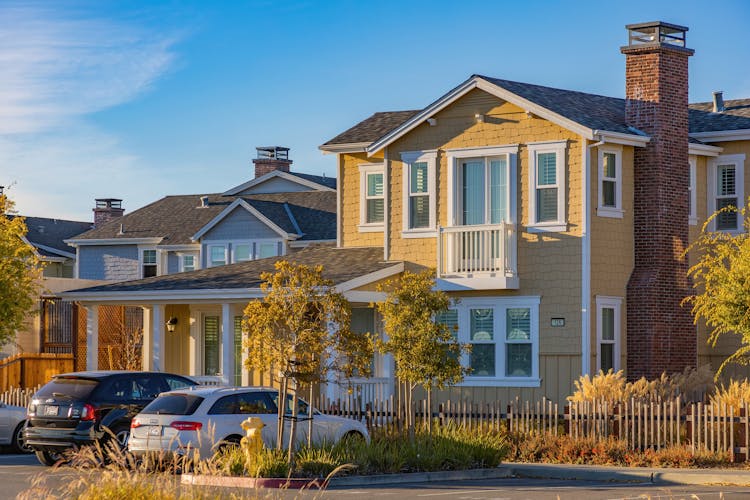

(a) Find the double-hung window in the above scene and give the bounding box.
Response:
[528,141,567,231]
[596,296,622,372]
[141,249,157,278]
[688,157,697,225]
[708,154,745,233]
[208,245,228,267]
[180,254,196,272]
[435,297,540,386]
[234,243,252,263]
[597,146,623,218]
[401,151,437,236]
[359,164,385,231]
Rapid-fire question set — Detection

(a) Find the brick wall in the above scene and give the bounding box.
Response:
[623,43,696,379]
[253,159,291,178]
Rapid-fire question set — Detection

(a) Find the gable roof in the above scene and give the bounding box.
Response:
[67,191,336,246]
[191,198,296,241]
[223,170,336,196]
[321,74,750,153]
[10,215,91,258]
[62,245,401,299]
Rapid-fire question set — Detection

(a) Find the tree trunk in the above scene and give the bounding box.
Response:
[307,384,314,448]
[287,391,299,469]
[427,385,432,434]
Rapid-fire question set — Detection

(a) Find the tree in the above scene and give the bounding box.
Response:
[0,193,43,347]
[685,205,750,377]
[376,269,469,434]
[242,260,373,464]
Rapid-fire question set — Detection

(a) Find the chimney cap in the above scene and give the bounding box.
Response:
[95,198,123,209]
[625,21,689,49]
[255,146,290,161]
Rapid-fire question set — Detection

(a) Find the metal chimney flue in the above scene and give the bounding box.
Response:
[712,91,725,113]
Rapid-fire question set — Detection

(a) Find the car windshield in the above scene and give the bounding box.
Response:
[35,378,99,400]
[140,394,204,415]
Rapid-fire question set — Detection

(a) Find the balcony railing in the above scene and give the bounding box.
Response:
[438,223,518,288]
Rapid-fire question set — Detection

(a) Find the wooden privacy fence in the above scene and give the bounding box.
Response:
[0,353,73,391]
[316,395,750,462]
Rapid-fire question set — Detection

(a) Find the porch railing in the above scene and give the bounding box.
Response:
[438,223,517,278]
[192,375,224,386]
[326,377,391,412]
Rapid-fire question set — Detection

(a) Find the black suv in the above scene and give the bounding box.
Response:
[25,371,196,465]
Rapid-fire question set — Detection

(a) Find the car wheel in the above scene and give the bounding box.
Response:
[108,425,130,450]
[341,431,365,443]
[35,450,63,466]
[214,436,241,455]
[12,421,32,454]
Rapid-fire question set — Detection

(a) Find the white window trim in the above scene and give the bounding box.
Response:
[446,145,518,228]
[597,145,623,219]
[138,246,159,279]
[527,140,567,232]
[595,296,622,373]
[358,163,385,232]
[207,243,228,268]
[445,296,540,387]
[707,153,745,234]
[689,156,698,226]
[401,150,437,238]
[177,252,199,273]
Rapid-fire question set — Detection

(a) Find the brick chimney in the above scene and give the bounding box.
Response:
[622,22,696,380]
[253,146,292,178]
[93,198,124,228]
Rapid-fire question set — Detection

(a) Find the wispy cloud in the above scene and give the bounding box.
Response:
[0,2,181,219]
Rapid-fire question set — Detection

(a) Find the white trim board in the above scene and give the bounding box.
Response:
[222,170,335,195]
[65,237,163,247]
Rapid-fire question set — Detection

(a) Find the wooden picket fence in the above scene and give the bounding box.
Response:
[316,395,750,462]
[0,385,40,408]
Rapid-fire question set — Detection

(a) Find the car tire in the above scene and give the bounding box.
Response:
[214,436,241,455]
[342,431,365,443]
[107,425,131,451]
[35,450,63,466]
[12,421,32,454]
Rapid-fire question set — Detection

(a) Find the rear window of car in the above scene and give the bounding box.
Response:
[35,378,99,400]
[140,394,204,415]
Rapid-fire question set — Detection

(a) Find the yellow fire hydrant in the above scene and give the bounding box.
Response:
[240,416,265,464]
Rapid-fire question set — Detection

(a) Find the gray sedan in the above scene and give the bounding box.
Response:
[0,402,30,453]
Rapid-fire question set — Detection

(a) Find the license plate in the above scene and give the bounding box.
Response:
[148,426,161,436]
[44,405,59,416]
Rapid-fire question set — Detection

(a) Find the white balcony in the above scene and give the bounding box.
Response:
[437,223,519,290]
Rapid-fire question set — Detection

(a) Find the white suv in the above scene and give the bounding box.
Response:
[128,386,369,459]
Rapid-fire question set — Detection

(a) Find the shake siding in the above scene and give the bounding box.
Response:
[78,245,139,281]
[589,145,635,373]
[340,151,385,248]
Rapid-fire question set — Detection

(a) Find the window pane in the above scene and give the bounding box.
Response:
[235,244,251,262]
[603,180,616,207]
[537,153,556,185]
[234,317,243,386]
[490,158,508,224]
[536,187,558,222]
[410,162,428,194]
[603,153,616,178]
[506,344,531,377]
[258,242,278,259]
[506,308,531,340]
[143,250,156,264]
[470,309,493,341]
[182,255,195,272]
[716,197,738,230]
[601,307,615,341]
[410,195,430,229]
[461,160,485,225]
[367,199,384,223]
[204,316,220,376]
[470,344,495,377]
[718,165,736,196]
[367,173,383,197]
[600,344,614,372]
[436,310,459,340]
[143,265,157,278]
[210,246,226,266]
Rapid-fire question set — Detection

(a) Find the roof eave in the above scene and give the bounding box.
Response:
[688,142,723,157]
[595,130,651,147]
[318,142,371,154]
[62,288,266,303]
[64,237,163,247]
[690,129,750,142]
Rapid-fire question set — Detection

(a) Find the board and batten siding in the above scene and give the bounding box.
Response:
[77,245,139,281]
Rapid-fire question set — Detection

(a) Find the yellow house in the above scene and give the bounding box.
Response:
[319,21,750,404]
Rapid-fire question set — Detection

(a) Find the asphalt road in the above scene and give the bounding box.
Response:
[2,452,750,500]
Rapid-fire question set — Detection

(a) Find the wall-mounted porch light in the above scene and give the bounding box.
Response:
[166,317,178,333]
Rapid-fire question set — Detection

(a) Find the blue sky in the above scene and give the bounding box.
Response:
[3,0,750,221]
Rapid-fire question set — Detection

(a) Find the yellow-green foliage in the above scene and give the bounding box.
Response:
[568,366,715,404]
[710,379,750,415]
[685,205,750,376]
[0,192,44,346]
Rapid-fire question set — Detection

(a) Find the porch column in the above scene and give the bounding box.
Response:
[152,304,166,371]
[85,305,99,370]
[221,303,234,385]
[142,307,153,371]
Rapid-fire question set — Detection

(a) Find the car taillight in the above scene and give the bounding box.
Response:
[170,421,202,431]
[131,418,142,429]
[80,403,96,421]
